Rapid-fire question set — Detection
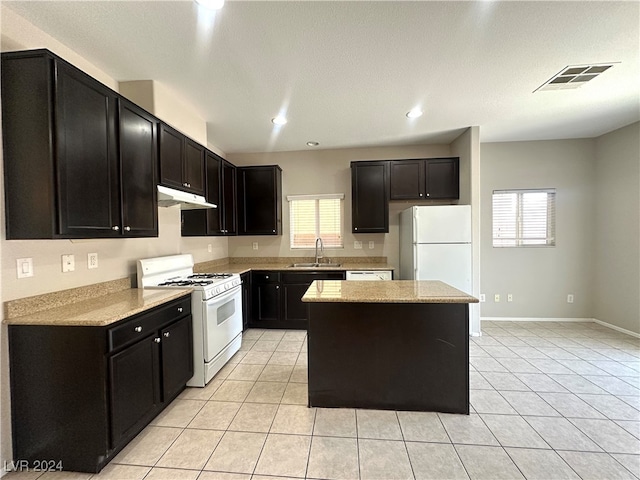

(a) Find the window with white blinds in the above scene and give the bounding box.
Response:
[288,194,344,249]
[492,189,556,247]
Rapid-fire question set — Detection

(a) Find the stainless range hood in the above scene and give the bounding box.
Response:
[157,185,217,209]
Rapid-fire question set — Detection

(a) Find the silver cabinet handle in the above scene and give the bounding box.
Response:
[178,307,183,313]
[183,183,188,187]
[426,193,430,197]
[272,229,276,233]
[134,326,142,333]
[355,227,358,231]
[265,275,269,279]
[112,226,120,231]
[124,226,131,232]
[154,337,161,343]
[163,332,170,338]
[275,285,280,289]
[419,193,423,197]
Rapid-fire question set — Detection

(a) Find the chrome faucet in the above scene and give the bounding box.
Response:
[315,237,324,264]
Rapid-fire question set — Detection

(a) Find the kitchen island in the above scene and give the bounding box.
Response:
[302,280,478,414]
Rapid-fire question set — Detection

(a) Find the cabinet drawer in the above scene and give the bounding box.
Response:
[253,272,280,284]
[108,296,191,352]
[281,272,345,284]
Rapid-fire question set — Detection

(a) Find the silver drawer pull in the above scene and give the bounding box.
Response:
[112,225,120,231]
[154,337,161,343]
[163,332,170,338]
[124,226,131,232]
[178,307,183,313]
[134,326,143,333]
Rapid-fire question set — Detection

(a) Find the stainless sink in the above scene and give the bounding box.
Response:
[288,263,342,268]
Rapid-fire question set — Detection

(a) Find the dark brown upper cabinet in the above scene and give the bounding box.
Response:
[390,157,459,200]
[181,151,237,237]
[237,165,282,235]
[1,49,158,239]
[159,123,205,196]
[351,161,389,233]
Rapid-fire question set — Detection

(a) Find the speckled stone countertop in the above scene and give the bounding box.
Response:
[4,289,192,326]
[302,280,478,304]
[195,257,394,275]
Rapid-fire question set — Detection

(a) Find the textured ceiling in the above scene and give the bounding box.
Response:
[4,1,639,153]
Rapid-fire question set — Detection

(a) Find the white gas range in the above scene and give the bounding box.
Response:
[137,254,242,387]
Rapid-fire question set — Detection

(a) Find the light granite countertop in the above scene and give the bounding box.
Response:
[195,262,395,275]
[4,288,193,327]
[302,280,478,304]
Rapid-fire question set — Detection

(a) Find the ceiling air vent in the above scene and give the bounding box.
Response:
[534,63,616,92]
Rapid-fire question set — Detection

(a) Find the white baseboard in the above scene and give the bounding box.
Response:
[481,317,595,323]
[593,318,640,339]
[480,316,640,339]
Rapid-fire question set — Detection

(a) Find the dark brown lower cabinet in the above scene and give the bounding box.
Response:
[250,271,345,329]
[9,295,193,473]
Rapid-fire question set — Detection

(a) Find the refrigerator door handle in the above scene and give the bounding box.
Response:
[413,208,418,243]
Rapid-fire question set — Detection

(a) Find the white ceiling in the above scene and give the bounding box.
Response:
[4,1,639,154]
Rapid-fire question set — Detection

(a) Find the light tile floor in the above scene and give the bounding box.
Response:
[6,321,640,480]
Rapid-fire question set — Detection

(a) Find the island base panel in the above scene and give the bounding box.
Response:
[308,302,469,414]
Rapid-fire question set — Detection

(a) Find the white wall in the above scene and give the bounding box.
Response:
[480,139,597,319]
[228,144,452,269]
[452,126,481,334]
[594,122,640,334]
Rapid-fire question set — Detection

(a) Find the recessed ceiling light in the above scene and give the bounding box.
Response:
[306,141,319,147]
[272,115,288,126]
[195,0,224,10]
[535,63,617,92]
[406,108,423,119]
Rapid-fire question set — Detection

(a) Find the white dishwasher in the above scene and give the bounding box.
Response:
[345,270,393,281]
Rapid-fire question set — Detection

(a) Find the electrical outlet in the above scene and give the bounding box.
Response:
[479,294,486,302]
[354,241,362,249]
[252,242,258,250]
[88,253,98,269]
[207,244,212,253]
[507,294,513,302]
[567,294,574,303]
[17,258,33,278]
[369,241,374,249]
[494,294,500,302]
[62,254,75,273]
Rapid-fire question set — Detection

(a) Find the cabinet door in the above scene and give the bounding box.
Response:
[119,99,158,237]
[282,283,310,324]
[351,161,389,233]
[253,283,281,323]
[159,123,185,190]
[425,158,459,199]
[184,138,205,195]
[241,272,251,331]
[109,336,159,447]
[222,161,237,235]
[160,316,194,402]
[205,152,223,235]
[55,61,120,237]
[237,166,282,235]
[390,159,425,200]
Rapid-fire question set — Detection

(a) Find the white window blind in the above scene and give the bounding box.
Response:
[492,189,556,247]
[288,194,344,249]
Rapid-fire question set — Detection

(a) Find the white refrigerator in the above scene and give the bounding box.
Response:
[399,205,472,294]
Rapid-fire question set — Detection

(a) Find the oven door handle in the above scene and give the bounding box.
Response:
[205,284,241,304]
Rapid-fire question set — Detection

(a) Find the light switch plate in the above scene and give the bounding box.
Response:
[252,242,258,250]
[354,241,362,249]
[62,254,75,273]
[17,258,33,278]
[88,253,98,269]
